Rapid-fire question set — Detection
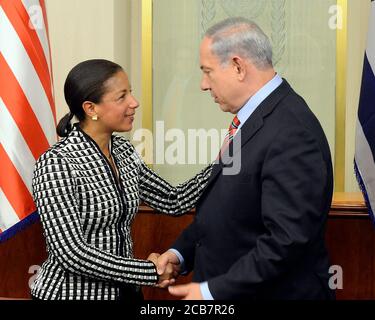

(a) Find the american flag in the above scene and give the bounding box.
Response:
[0,0,56,242]
[354,0,375,222]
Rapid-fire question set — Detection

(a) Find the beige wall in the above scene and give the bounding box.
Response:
[45,0,140,134]
[45,0,370,191]
[152,0,338,184]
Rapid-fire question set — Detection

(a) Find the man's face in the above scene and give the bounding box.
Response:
[199,37,241,114]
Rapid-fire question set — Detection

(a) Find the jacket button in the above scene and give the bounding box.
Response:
[196,242,201,247]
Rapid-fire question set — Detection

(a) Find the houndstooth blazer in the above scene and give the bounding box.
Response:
[31,124,212,300]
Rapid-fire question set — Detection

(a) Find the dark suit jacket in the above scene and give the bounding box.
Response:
[173,80,335,300]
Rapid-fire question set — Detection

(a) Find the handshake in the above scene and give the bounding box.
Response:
[147,250,181,288]
[147,250,203,299]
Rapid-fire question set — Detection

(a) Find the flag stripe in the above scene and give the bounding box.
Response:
[358,53,375,130]
[0,189,20,232]
[0,144,36,220]
[1,1,56,121]
[21,0,52,77]
[354,0,375,222]
[38,0,55,91]
[0,97,36,194]
[0,54,51,159]
[8,0,51,78]
[0,0,56,240]
[0,6,56,146]
[39,0,49,35]
[355,119,375,219]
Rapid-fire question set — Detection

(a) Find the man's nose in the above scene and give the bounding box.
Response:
[200,77,210,91]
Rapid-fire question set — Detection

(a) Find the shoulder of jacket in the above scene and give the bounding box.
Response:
[112,135,134,151]
[35,132,82,165]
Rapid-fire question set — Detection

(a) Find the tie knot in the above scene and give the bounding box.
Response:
[229,116,240,130]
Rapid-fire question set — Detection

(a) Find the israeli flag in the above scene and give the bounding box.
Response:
[354,0,375,222]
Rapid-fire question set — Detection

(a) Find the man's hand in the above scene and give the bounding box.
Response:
[147,252,180,288]
[155,250,181,288]
[156,250,180,274]
[168,282,203,300]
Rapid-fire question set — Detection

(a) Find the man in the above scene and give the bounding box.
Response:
[157,17,334,300]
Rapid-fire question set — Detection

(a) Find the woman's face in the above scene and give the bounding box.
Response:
[95,71,139,132]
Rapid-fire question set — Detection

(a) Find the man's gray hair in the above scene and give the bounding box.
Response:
[205,17,273,70]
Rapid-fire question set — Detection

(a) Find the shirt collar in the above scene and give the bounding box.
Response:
[237,73,283,129]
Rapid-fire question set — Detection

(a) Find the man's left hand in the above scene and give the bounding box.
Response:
[168,282,203,300]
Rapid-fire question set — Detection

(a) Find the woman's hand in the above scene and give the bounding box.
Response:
[147,252,180,288]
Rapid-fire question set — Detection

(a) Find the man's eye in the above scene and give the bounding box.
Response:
[118,94,126,100]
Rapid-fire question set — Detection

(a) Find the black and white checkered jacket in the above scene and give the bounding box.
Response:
[31,125,212,300]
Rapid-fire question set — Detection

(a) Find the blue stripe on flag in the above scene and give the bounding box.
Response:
[358,53,375,158]
[0,211,40,243]
[354,0,375,223]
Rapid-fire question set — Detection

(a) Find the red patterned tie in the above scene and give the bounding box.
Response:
[225,115,241,144]
[218,115,241,159]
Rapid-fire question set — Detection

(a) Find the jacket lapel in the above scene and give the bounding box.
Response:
[202,79,292,192]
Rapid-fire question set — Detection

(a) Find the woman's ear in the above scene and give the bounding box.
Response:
[82,101,97,119]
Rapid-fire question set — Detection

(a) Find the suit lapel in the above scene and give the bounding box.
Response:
[201,80,292,193]
[221,79,292,164]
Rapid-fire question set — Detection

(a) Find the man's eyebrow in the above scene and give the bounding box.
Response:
[200,66,211,71]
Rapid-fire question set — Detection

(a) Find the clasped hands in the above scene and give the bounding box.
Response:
[147,251,203,299]
[147,250,180,288]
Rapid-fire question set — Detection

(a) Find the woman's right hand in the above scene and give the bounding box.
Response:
[147,252,180,288]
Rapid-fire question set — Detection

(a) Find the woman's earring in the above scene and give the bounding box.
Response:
[92,115,98,121]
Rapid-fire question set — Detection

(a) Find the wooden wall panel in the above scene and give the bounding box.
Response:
[131,212,194,300]
[325,193,375,299]
[1,192,374,300]
[0,222,47,299]
[326,218,375,299]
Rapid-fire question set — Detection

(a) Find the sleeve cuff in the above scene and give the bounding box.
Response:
[168,249,187,274]
[200,282,214,300]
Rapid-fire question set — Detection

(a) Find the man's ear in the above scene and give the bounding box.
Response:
[232,56,247,81]
[82,101,97,118]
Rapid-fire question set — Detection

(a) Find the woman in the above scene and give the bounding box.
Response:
[31,59,212,300]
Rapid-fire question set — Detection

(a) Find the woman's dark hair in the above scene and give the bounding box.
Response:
[56,59,123,137]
